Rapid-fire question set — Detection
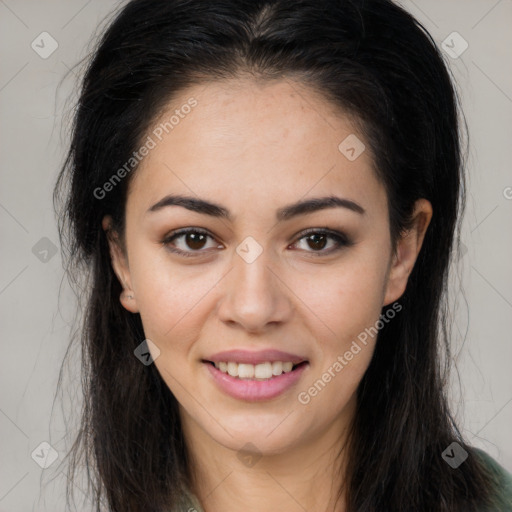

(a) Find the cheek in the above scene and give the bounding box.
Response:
[293,265,387,412]
[291,252,389,394]
[295,255,389,340]
[128,246,215,340]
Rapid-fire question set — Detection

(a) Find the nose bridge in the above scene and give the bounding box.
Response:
[218,236,289,330]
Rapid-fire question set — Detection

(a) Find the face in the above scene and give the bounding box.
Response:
[105,78,431,456]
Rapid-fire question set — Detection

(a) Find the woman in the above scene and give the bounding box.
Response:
[54,0,512,510]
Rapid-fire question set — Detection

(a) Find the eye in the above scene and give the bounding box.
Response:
[162,228,222,257]
[161,227,352,258]
[291,228,352,256]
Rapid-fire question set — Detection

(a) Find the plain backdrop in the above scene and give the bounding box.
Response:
[0,0,511,510]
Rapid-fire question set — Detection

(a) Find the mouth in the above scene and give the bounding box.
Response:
[201,359,309,402]
[202,360,309,381]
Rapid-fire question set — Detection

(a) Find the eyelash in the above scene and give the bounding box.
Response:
[161,227,352,258]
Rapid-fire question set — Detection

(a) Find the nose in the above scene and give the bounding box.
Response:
[216,246,292,333]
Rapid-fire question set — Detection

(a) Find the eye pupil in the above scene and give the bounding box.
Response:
[307,233,327,250]
[187,233,206,250]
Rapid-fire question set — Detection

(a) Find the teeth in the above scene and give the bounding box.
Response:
[213,361,297,379]
[238,363,254,379]
[255,362,272,378]
[272,361,283,375]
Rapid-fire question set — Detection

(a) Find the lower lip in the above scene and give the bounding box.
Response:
[203,361,309,402]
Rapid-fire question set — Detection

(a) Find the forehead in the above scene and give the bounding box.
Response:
[127,78,385,217]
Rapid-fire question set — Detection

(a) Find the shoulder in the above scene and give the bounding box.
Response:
[473,448,512,511]
[171,486,204,512]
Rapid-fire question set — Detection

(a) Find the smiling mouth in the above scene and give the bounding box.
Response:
[203,360,308,380]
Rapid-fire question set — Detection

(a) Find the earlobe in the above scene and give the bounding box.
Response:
[102,215,139,313]
[383,199,433,306]
[119,289,139,313]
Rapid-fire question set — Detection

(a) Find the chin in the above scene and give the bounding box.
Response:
[221,433,296,457]
[209,420,300,454]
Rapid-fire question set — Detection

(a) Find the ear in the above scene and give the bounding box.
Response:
[102,215,139,313]
[383,199,433,306]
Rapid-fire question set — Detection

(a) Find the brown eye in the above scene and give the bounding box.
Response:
[162,228,221,257]
[304,233,328,251]
[183,232,207,250]
[292,229,351,256]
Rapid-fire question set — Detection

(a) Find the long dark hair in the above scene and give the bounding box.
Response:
[53,0,504,510]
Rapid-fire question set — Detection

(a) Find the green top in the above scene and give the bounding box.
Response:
[476,449,512,511]
[173,449,512,511]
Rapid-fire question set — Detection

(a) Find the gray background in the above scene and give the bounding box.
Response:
[0,0,511,510]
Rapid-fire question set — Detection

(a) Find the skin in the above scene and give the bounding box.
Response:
[104,77,432,512]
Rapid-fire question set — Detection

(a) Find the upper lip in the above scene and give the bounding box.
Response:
[204,349,308,365]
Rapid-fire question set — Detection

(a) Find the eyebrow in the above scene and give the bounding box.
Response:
[147,194,365,221]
